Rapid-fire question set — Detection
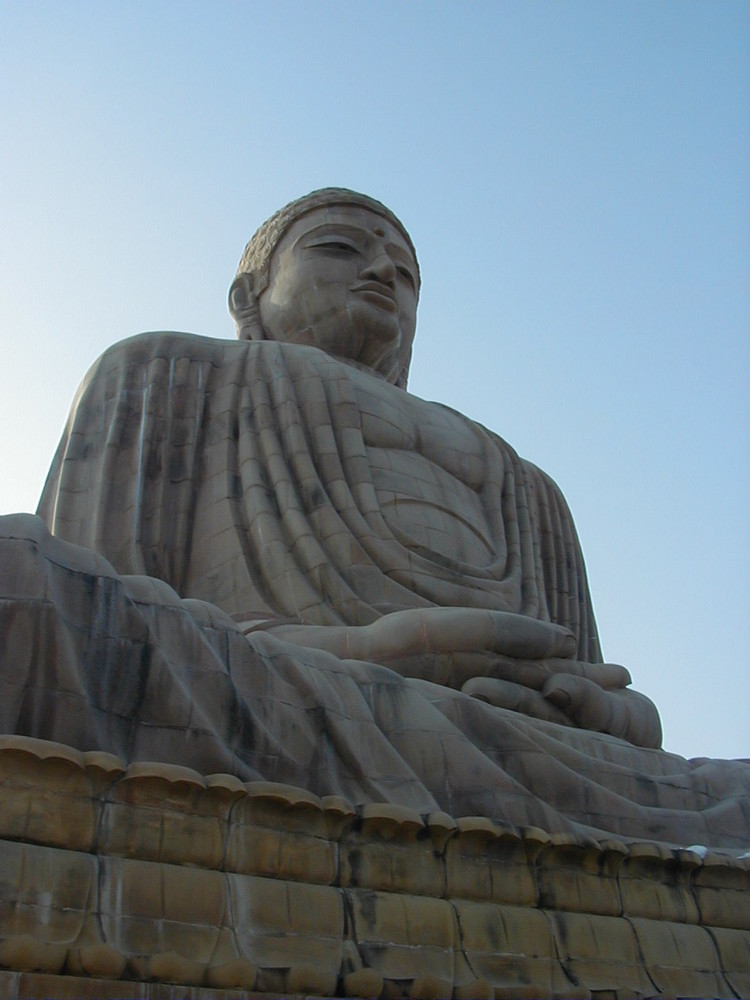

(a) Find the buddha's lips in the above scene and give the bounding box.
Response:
[352,282,397,310]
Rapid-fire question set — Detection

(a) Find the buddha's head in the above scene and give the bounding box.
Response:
[229,188,420,389]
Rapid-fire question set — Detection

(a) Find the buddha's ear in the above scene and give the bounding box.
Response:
[228,273,264,341]
[394,343,413,390]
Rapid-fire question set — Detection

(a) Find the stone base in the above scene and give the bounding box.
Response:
[0,736,747,999]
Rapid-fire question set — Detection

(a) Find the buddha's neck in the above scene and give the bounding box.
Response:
[328,352,407,389]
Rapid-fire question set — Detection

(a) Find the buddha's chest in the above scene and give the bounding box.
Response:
[352,377,496,565]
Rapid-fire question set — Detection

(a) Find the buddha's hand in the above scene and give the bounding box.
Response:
[259,606,662,749]
[263,606,576,671]
[463,669,663,749]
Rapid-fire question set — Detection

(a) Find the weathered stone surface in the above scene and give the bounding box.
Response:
[64,945,127,981]
[0,187,748,997]
[712,925,750,998]
[348,888,457,987]
[341,804,442,897]
[452,899,573,998]
[631,917,732,998]
[0,771,748,998]
[204,958,257,991]
[226,782,338,884]
[536,834,626,916]
[228,873,344,985]
[693,853,750,928]
[100,856,225,968]
[0,840,97,948]
[0,971,261,999]
[14,506,741,844]
[0,937,67,976]
[341,967,384,999]
[99,764,229,870]
[0,737,121,854]
[5,190,747,849]
[444,817,541,907]
[618,841,701,923]
[547,910,654,996]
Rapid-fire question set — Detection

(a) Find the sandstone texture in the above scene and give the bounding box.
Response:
[0,736,747,999]
[1,188,747,997]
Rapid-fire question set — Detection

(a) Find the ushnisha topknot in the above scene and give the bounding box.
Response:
[236,187,420,296]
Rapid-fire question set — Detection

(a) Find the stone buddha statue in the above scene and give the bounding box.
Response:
[2,188,747,846]
[227,189,659,745]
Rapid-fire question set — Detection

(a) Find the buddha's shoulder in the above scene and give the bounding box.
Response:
[78,333,297,397]
[87,334,376,377]
[90,331,246,370]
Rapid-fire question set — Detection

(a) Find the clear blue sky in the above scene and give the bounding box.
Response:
[1,1,748,759]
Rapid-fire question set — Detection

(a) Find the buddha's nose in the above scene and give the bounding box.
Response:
[362,252,396,285]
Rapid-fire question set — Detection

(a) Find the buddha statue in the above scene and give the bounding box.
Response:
[1,188,747,846]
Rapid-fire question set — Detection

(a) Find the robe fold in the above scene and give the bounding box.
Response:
[38,332,601,660]
[1,511,748,848]
[0,331,745,849]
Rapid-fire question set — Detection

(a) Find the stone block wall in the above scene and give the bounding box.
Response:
[0,735,747,999]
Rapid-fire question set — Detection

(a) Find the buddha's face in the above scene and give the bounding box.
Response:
[257,204,418,380]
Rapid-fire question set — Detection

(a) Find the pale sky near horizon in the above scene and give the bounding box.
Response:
[1,1,748,760]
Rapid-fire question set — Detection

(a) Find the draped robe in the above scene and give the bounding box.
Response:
[0,331,746,848]
[38,331,600,659]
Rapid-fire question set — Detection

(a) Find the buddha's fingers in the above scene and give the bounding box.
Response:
[542,675,611,733]
[462,677,573,726]
[467,657,632,694]
[588,661,631,689]
[462,671,662,747]
[265,608,579,672]
[543,674,663,748]
[543,658,632,690]
[489,612,577,659]
[364,607,576,662]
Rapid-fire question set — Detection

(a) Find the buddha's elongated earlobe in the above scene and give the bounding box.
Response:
[393,341,413,390]
[228,273,265,341]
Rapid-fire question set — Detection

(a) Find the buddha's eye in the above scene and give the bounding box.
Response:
[310,239,359,255]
